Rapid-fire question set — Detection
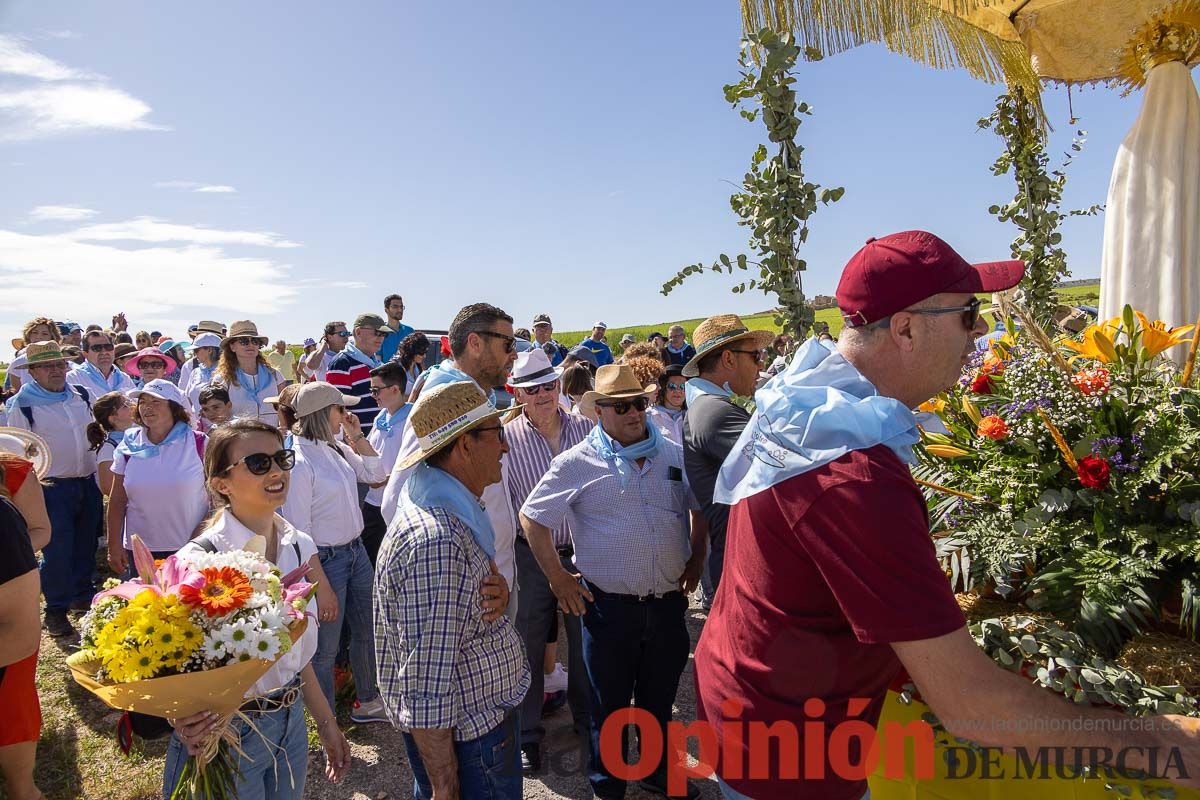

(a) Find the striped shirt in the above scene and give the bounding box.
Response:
[521,431,699,596]
[326,351,379,426]
[374,498,529,740]
[502,409,593,547]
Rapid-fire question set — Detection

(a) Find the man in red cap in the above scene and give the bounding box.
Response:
[693,231,1200,799]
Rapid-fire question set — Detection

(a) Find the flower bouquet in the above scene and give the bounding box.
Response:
[67,535,316,799]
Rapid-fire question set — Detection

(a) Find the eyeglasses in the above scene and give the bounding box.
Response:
[666,382,686,391]
[230,337,259,347]
[476,330,516,354]
[517,380,559,395]
[472,425,507,444]
[596,396,650,415]
[222,449,296,476]
[368,385,396,396]
[905,297,983,330]
[139,360,166,370]
[88,343,115,352]
[728,349,765,365]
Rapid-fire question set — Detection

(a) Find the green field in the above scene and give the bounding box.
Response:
[553,282,1101,348]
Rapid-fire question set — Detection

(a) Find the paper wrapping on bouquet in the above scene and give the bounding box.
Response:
[869,689,1200,800]
[68,618,307,719]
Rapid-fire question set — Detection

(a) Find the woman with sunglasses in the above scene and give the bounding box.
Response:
[105,381,209,577]
[123,347,178,389]
[163,419,350,800]
[278,382,388,724]
[215,321,285,427]
[648,363,688,446]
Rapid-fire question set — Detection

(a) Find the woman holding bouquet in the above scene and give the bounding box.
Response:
[163,418,350,799]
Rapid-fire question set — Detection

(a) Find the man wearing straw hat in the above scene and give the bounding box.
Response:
[520,363,708,800]
[374,380,529,800]
[681,313,773,602]
[5,341,102,638]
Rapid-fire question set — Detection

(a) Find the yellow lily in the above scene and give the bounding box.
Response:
[917,397,947,415]
[961,396,982,425]
[1061,321,1118,364]
[1134,311,1195,358]
[925,444,971,460]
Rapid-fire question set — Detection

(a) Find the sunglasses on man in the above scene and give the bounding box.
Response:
[517,380,559,395]
[596,396,650,415]
[875,297,983,331]
[88,343,115,352]
[222,449,296,476]
[477,330,516,354]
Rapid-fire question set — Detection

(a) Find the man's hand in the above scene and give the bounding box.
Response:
[548,567,593,616]
[479,560,508,622]
[678,552,704,594]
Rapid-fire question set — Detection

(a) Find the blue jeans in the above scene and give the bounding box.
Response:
[312,536,378,710]
[402,710,521,800]
[42,477,102,612]
[161,690,308,800]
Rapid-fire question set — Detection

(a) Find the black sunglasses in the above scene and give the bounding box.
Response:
[138,360,166,370]
[476,330,516,354]
[230,336,260,347]
[222,449,296,476]
[88,343,115,352]
[596,396,650,415]
[472,425,507,444]
[906,297,983,330]
[368,384,397,396]
[517,380,559,395]
[727,348,765,364]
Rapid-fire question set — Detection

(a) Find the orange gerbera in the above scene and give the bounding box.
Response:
[179,566,253,617]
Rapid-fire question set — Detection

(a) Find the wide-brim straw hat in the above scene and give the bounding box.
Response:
[124,348,178,378]
[397,381,520,471]
[23,340,70,366]
[0,427,52,479]
[682,314,774,378]
[578,363,656,417]
[222,320,269,347]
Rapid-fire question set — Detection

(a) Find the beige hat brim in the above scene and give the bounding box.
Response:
[577,385,656,418]
[682,329,774,378]
[0,427,52,480]
[396,403,522,472]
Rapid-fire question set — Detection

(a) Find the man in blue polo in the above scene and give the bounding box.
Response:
[576,321,614,367]
[379,293,416,363]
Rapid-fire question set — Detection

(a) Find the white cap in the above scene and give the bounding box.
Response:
[129,379,190,408]
[592,321,608,329]
[191,332,221,349]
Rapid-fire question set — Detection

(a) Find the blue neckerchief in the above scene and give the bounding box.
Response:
[403,462,496,558]
[116,421,191,460]
[78,360,125,391]
[236,364,272,396]
[106,431,124,448]
[684,377,733,407]
[714,338,919,505]
[586,422,662,490]
[343,342,381,369]
[422,364,495,407]
[373,404,410,438]
[8,379,72,409]
[193,363,216,385]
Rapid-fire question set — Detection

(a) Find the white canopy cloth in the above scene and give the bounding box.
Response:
[1100,62,1200,343]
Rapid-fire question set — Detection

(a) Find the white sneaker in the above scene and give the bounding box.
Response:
[349,695,389,724]
[543,663,568,694]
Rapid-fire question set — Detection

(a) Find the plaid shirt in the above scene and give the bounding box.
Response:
[374,497,529,741]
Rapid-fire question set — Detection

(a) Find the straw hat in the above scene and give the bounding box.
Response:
[578,364,656,417]
[0,428,51,479]
[682,314,774,378]
[397,381,518,471]
[23,340,70,366]
[222,320,269,347]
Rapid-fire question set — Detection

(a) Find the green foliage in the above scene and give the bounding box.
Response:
[661,28,842,337]
[978,90,1102,323]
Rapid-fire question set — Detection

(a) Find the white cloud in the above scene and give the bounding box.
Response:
[65,216,301,249]
[155,181,237,194]
[0,225,302,333]
[41,31,82,41]
[294,278,368,290]
[29,204,99,222]
[0,34,163,141]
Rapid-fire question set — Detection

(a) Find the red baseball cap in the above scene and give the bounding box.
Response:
[835,230,1025,327]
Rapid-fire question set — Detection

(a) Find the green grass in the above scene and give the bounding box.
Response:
[554,282,1101,348]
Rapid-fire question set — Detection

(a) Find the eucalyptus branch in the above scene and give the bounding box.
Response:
[662,28,843,337]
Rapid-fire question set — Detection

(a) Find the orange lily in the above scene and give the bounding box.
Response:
[1061,320,1119,364]
[1134,311,1194,359]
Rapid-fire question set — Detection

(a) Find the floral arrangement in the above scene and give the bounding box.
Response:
[67,535,315,800]
[915,305,1200,657]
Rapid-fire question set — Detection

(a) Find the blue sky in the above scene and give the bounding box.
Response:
[0,1,1183,343]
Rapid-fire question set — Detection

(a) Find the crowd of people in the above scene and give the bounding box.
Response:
[2,232,1200,800]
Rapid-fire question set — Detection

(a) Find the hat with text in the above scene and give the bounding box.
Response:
[836,230,1025,328]
[397,381,518,471]
[129,379,189,408]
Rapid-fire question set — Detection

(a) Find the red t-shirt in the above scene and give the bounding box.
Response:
[693,445,965,800]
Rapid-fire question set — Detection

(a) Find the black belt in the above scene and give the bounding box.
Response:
[239,678,302,714]
[588,584,682,604]
[516,536,573,559]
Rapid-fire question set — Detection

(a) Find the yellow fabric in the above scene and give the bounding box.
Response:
[870,690,1200,799]
[264,350,296,380]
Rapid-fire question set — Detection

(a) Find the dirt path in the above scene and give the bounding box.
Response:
[304,599,722,800]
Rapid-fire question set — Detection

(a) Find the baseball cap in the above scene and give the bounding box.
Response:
[291,381,360,417]
[532,314,552,328]
[566,345,599,366]
[129,379,189,408]
[353,313,394,334]
[303,337,317,347]
[592,321,607,330]
[835,230,1025,328]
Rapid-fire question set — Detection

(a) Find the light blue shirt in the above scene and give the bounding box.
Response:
[521,432,697,596]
